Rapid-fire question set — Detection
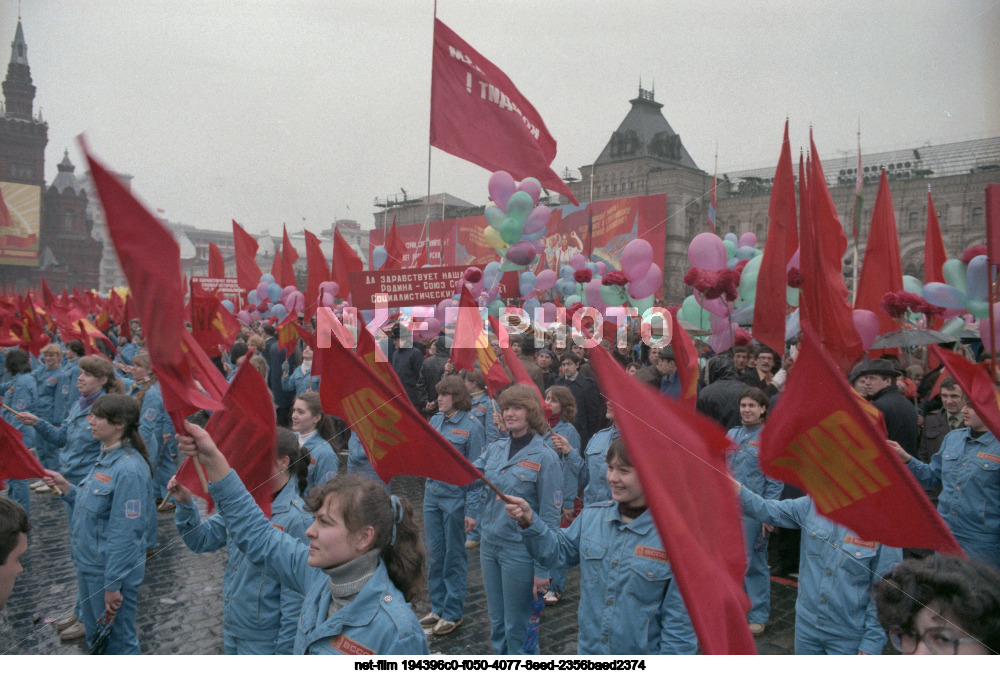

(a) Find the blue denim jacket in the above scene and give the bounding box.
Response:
[2,372,36,447]
[32,365,69,424]
[300,432,340,495]
[520,501,697,654]
[62,444,152,590]
[580,426,618,505]
[552,420,583,504]
[727,425,783,499]
[175,476,310,653]
[740,490,901,654]
[427,408,486,510]
[35,392,104,485]
[907,428,1000,564]
[282,366,320,396]
[208,470,429,655]
[470,432,562,576]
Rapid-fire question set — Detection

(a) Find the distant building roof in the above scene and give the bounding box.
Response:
[593,86,700,171]
[724,136,1000,193]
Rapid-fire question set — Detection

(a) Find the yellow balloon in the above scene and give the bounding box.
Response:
[484,226,505,250]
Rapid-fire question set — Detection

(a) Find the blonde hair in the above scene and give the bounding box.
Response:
[497,384,550,436]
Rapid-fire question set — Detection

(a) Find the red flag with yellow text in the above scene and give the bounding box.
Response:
[316,320,483,486]
[451,287,510,396]
[190,280,241,357]
[489,313,544,406]
[760,326,963,555]
[586,337,756,654]
[175,356,276,517]
[933,346,1000,440]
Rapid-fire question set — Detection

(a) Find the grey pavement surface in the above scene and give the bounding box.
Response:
[2,475,798,655]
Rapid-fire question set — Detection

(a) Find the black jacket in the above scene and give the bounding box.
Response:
[554,373,603,449]
[391,346,425,409]
[696,356,746,431]
[869,385,919,454]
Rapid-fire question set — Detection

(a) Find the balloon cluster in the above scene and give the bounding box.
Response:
[234,273,334,325]
[543,239,661,316]
[921,246,992,338]
[483,171,551,271]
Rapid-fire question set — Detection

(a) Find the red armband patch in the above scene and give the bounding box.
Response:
[634,545,669,563]
[977,451,1000,464]
[329,634,375,655]
[516,460,541,471]
[450,429,470,437]
[844,535,877,549]
[94,473,112,484]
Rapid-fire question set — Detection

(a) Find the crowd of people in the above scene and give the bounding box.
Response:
[1,313,999,656]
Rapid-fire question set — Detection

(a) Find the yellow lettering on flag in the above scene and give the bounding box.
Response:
[772,410,891,513]
[475,332,498,373]
[341,387,405,460]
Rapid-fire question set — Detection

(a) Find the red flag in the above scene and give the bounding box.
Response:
[303,229,329,312]
[82,141,226,426]
[799,132,863,374]
[383,217,406,271]
[291,321,316,351]
[332,226,363,302]
[175,357,276,518]
[761,326,964,555]
[925,191,947,285]
[119,293,137,342]
[429,18,578,206]
[451,287,510,396]
[412,241,428,269]
[854,169,904,336]
[207,242,226,279]
[933,345,1000,440]
[270,249,283,286]
[670,310,699,407]
[280,225,298,289]
[586,336,756,654]
[276,313,300,356]
[190,280,241,357]
[316,322,484,486]
[0,416,46,484]
[62,318,113,357]
[753,121,796,355]
[232,220,263,292]
[39,278,58,311]
[489,314,544,407]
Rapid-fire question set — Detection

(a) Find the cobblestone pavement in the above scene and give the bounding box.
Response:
[3,476,798,655]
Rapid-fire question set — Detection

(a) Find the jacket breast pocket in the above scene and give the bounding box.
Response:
[973,457,999,485]
[579,539,606,587]
[81,481,113,516]
[624,559,671,606]
[841,545,878,580]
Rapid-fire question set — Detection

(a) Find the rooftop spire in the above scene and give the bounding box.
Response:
[10,20,28,67]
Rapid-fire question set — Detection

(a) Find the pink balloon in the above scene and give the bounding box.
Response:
[852,309,879,350]
[627,263,662,299]
[436,298,455,324]
[688,233,727,271]
[569,253,588,270]
[506,241,537,266]
[739,232,757,248]
[980,306,1000,351]
[286,291,305,313]
[488,171,517,213]
[236,310,252,324]
[524,205,550,234]
[320,292,336,308]
[516,179,542,205]
[585,278,608,312]
[414,316,442,339]
[541,302,558,323]
[319,281,340,298]
[256,281,270,297]
[621,239,654,281]
[699,295,733,317]
[596,262,607,275]
[535,269,557,291]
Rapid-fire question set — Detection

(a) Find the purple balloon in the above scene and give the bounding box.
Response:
[786,248,801,272]
[621,239,654,282]
[688,233,727,271]
[524,205,551,234]
[966,255,989,302]
[922,282,968,309]
[516,178,542,205]
[535,269,557,291]
[569,253,588,270]
[541,302,558,323]
[256,281,270,297]
[488,171,516,213]
[627,263,662,299]
[505,241,537,267]
[852,309,879,350]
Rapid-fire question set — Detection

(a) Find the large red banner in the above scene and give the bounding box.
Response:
[370,195,666,295]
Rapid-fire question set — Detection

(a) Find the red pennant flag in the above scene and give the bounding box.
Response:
[304,229,329,312]
[760,326,964,555]
[799,132,863,374]
[355,322,406,393]
[586,335,756,654]
[232,220,263,292]
[451,287,510,396]
[269,249,283,286]
[383,217,406,271]
[933,345,1000,440]
[276,313,300,356]
[63,318,114,357]
[854,169,904,336]
[119,293,137,342]
[0,416,46,485]
[924,191,947,285]
[190,280,241,357]
[429,18,579,206]
[753,121,796,355]
[670,310,699,407]
[280,225,298,289]
[291,321,316,351]
[316,322,484,486]
[489,313,544,405]
[332,226,363,302]
[158,330,229,431]
[412,241,428,269]
[175,357,276,517]
[39,278,58,311]
[207,242,226,279]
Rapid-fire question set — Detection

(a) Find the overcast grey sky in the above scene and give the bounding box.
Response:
[4,0,998,236]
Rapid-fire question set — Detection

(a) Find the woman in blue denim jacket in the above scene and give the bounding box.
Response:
[503,436,697,654]
[174,420,429,655]
[291,393,340,495]
[168,428,311,653]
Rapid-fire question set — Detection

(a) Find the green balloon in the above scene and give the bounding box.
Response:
[679,295,711,331]
[499,216,525,245]
[786,286,800,307]
[600,284,625,306]
[724,240,737,258]
[629,293,654,313]
[498,258,523,272]
[942,259,967,293]
[902,275,923,295]
[737,255,762,305]
[564,294,582,306]
[968,299,989,319]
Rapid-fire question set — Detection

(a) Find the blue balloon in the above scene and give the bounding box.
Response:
[724,233,738,244]
[221,300,235,313]
[519,272,537,296]
[260,273,275,284]
[523,299,541,315]
[559,265,575,281]
[736,245,756,260]
[484,261,502,289]
[271,303,288,320]
[373,246,388,270]
[585,262,599,275]
[266,282,283,303]
[248,290,259,304]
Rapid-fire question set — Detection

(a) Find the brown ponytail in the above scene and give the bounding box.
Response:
[91,394,151,473]
[296,392,336,441]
